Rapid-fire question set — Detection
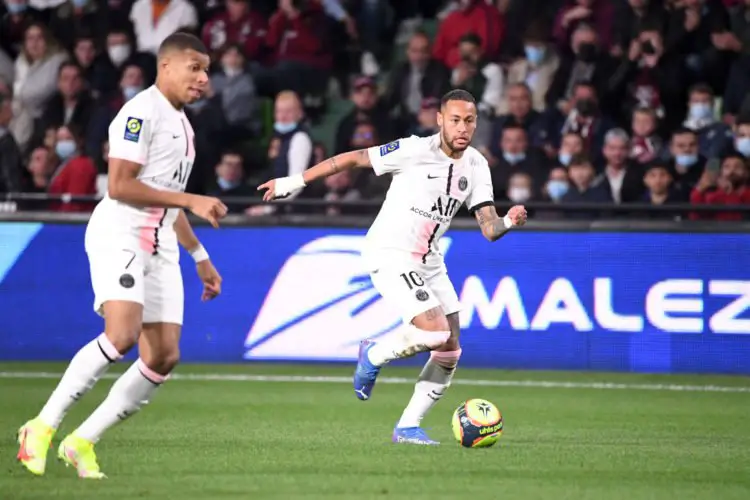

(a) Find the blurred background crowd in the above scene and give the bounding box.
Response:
[0,0,749,220]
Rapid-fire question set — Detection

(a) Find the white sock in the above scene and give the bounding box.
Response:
[397,350,461,428]
[367,326,450,367]
[37,333,122,429]
[74,359,168,443]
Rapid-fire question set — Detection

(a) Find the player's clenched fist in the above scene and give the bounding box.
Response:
[506,205,527,227]
[188,195,228,228]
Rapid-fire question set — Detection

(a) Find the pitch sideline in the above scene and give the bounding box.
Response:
[0,371,748,393]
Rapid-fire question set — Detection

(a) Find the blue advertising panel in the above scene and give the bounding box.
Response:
[1,222,749,373]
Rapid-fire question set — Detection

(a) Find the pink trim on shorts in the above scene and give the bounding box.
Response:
[137,359,168,384]
[139,208,165,253]
[97,333,123,361]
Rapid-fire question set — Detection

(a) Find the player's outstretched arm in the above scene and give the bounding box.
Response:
[257,149,372,201]
[108,159,228,227]
[174,210,222,301]
[474,204,527,242]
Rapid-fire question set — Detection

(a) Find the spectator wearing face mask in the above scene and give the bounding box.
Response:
[556,131,585,167]
[486,83,548,157]
[85,63,144,158]
[642,160,685,219]
[560,154,613,219]
[690,152,750,220]
[207,150,254,212]
[506,171,535,206]
[90,27,155,98]
[248,90,313,216]
[211,44,259,141]
[553,81,615,163]
[731,116,750,159]
[501,22,560,115]
[666,127,707,194]
[489,124,547,200]
[546,23,615,115]
[682,83,733,159]
[629,107,662,165]
[47,123,97,212]
[535,166,570,220]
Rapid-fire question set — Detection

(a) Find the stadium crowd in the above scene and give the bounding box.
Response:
[0,0,749,220]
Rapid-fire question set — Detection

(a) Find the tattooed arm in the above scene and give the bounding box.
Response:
[257,149,373,201]
[474,204,528,242]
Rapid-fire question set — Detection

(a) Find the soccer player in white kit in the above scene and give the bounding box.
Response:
[16,33,229,478]
[258,89,527,445]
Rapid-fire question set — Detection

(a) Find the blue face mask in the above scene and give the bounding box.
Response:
[546,180,569,200]
[735,137,750,157]
[675,153,698,168]
[503,152,526,164]
[524,45,545,66]
[6,3,27,14]
[558,152,572,166]
[274,121,297,134]
[689,102,712,120]
[123,85,142,102]
[55,140,76,160]
[217,177,240,191]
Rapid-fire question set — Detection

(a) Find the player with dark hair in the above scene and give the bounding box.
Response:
[259,89,527,445]
[16,32,228,478]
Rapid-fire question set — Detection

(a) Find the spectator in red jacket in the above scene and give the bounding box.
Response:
[432,0,505,69]
[201,0,268,62]
[690,153,750,220]
[48,124,97,213]
[265,0,332,96]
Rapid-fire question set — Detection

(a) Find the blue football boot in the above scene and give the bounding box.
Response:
[392,427,440,445]
[353,340,380,401]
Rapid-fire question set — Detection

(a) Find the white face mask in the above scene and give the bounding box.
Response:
[508,186,531,203]
[108,44,131,66]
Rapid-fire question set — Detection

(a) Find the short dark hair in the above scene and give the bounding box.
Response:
[158,32,208,57]
[569,154,593,168]
[689,83,713,98]
[58,61,82,78]
[459,32,483,47]
[440,89,476,109]
[722,151,747,166]
[735,114,750,128]
[671,127,697,139]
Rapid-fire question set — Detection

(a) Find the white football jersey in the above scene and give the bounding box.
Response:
[87,86,196,250]
[363,134,494,266]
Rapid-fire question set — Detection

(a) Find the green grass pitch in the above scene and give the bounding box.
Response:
[1,362,749,500]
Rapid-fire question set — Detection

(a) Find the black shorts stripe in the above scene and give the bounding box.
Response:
[422,224,441,264]
[152,209,168,255]
[445,163,454,195]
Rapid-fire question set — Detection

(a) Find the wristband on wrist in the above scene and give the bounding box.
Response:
[190,244,209,263]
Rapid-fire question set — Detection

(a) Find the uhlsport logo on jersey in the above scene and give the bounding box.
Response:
[243,235,453,361]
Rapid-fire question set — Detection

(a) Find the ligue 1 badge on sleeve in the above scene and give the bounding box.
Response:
[124,117,143,143]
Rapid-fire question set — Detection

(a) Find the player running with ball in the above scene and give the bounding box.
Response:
[258,89,527,445]
[16,33,228,478]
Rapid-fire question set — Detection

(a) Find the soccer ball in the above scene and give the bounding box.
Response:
[451,398,503,448]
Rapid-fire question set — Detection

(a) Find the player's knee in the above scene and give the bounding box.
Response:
[430,348,462,371]
[142,348,180,375]
[103,330,139,355]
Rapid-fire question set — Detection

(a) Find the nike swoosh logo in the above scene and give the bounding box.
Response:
[427,175,442,179]
[172,135,181,139]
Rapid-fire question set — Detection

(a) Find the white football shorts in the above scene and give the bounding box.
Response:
[366,253,461,323]
[85,229,184,325]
